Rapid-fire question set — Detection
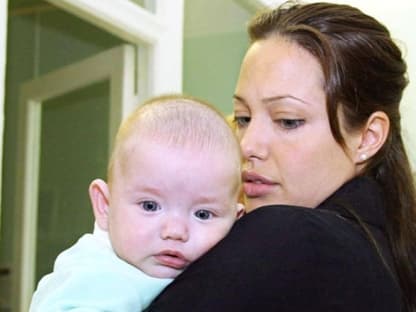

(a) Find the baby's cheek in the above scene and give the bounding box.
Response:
[200,230,229,256]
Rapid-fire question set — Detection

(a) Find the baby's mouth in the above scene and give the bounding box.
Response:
[154,250,190,270]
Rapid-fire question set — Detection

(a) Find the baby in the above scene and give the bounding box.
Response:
[29,94,244,311]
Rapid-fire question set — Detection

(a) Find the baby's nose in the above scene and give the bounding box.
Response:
[160,217,189,242]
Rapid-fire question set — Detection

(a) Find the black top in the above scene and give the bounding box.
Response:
[145,177,402,311]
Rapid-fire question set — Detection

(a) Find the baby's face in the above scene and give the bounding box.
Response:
[107,137,243,278]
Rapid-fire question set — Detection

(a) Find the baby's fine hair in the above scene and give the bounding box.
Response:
[107,94,241,186]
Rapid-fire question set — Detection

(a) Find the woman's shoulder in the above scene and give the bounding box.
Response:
[232,206,400,306]
[235,204,357,243]
[231,205,389,270]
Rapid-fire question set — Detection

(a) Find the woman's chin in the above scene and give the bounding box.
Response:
[244,197,275,213]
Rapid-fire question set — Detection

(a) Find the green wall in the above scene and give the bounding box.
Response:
[183,31,249,114]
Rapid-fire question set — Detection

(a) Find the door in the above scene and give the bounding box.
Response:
[13,44,136,312]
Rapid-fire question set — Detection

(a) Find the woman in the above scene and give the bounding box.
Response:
[146,2,416,311]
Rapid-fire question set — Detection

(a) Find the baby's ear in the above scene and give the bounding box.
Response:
[89,179,110,231]
[236,203,245,219]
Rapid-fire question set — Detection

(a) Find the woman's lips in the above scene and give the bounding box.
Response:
[242,171,278,197]
[154,250,190,270]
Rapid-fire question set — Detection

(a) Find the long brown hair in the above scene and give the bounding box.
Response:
[248,2,416,311]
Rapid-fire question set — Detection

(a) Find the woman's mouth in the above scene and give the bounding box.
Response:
[242,171,278,197]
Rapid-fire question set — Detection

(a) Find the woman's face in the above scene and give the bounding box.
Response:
[234,36,360,212]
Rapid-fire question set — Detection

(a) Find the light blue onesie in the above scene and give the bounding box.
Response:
[29,224,172,311]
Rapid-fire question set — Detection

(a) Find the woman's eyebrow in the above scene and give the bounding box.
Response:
[233,94,311,106]
[262,95,311,106]
[232,94,246,104]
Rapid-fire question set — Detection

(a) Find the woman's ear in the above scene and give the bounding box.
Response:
[355,111,390,164]
[89,179,110,231]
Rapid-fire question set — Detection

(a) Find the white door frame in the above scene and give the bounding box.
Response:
[45,0,184,100]
[0,0,8,235]
[13,45,136,312]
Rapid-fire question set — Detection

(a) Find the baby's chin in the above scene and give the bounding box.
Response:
[143,266,184,279]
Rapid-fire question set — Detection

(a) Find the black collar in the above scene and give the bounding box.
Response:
[317,176,386,230]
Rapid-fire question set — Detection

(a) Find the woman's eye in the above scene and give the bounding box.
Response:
[140,200,160,212]
[194,209,213,220]
[277,119,305,130]
[234,116,251,128]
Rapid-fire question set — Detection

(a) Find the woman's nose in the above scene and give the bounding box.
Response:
[240,119,268,161]
[161,217,189,242]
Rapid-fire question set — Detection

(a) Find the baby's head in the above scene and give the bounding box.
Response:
[89,95,244,278]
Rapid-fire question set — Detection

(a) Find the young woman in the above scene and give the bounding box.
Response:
[146,2,416,311]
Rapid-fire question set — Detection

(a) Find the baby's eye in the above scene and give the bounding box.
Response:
[277,119,305,130]
[234,116,251,128]
[194,209,213,220]
[140,200,160,212]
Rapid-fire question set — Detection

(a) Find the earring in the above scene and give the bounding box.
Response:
[359,154,367,161]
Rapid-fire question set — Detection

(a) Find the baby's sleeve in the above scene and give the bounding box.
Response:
[29,233,172,312]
